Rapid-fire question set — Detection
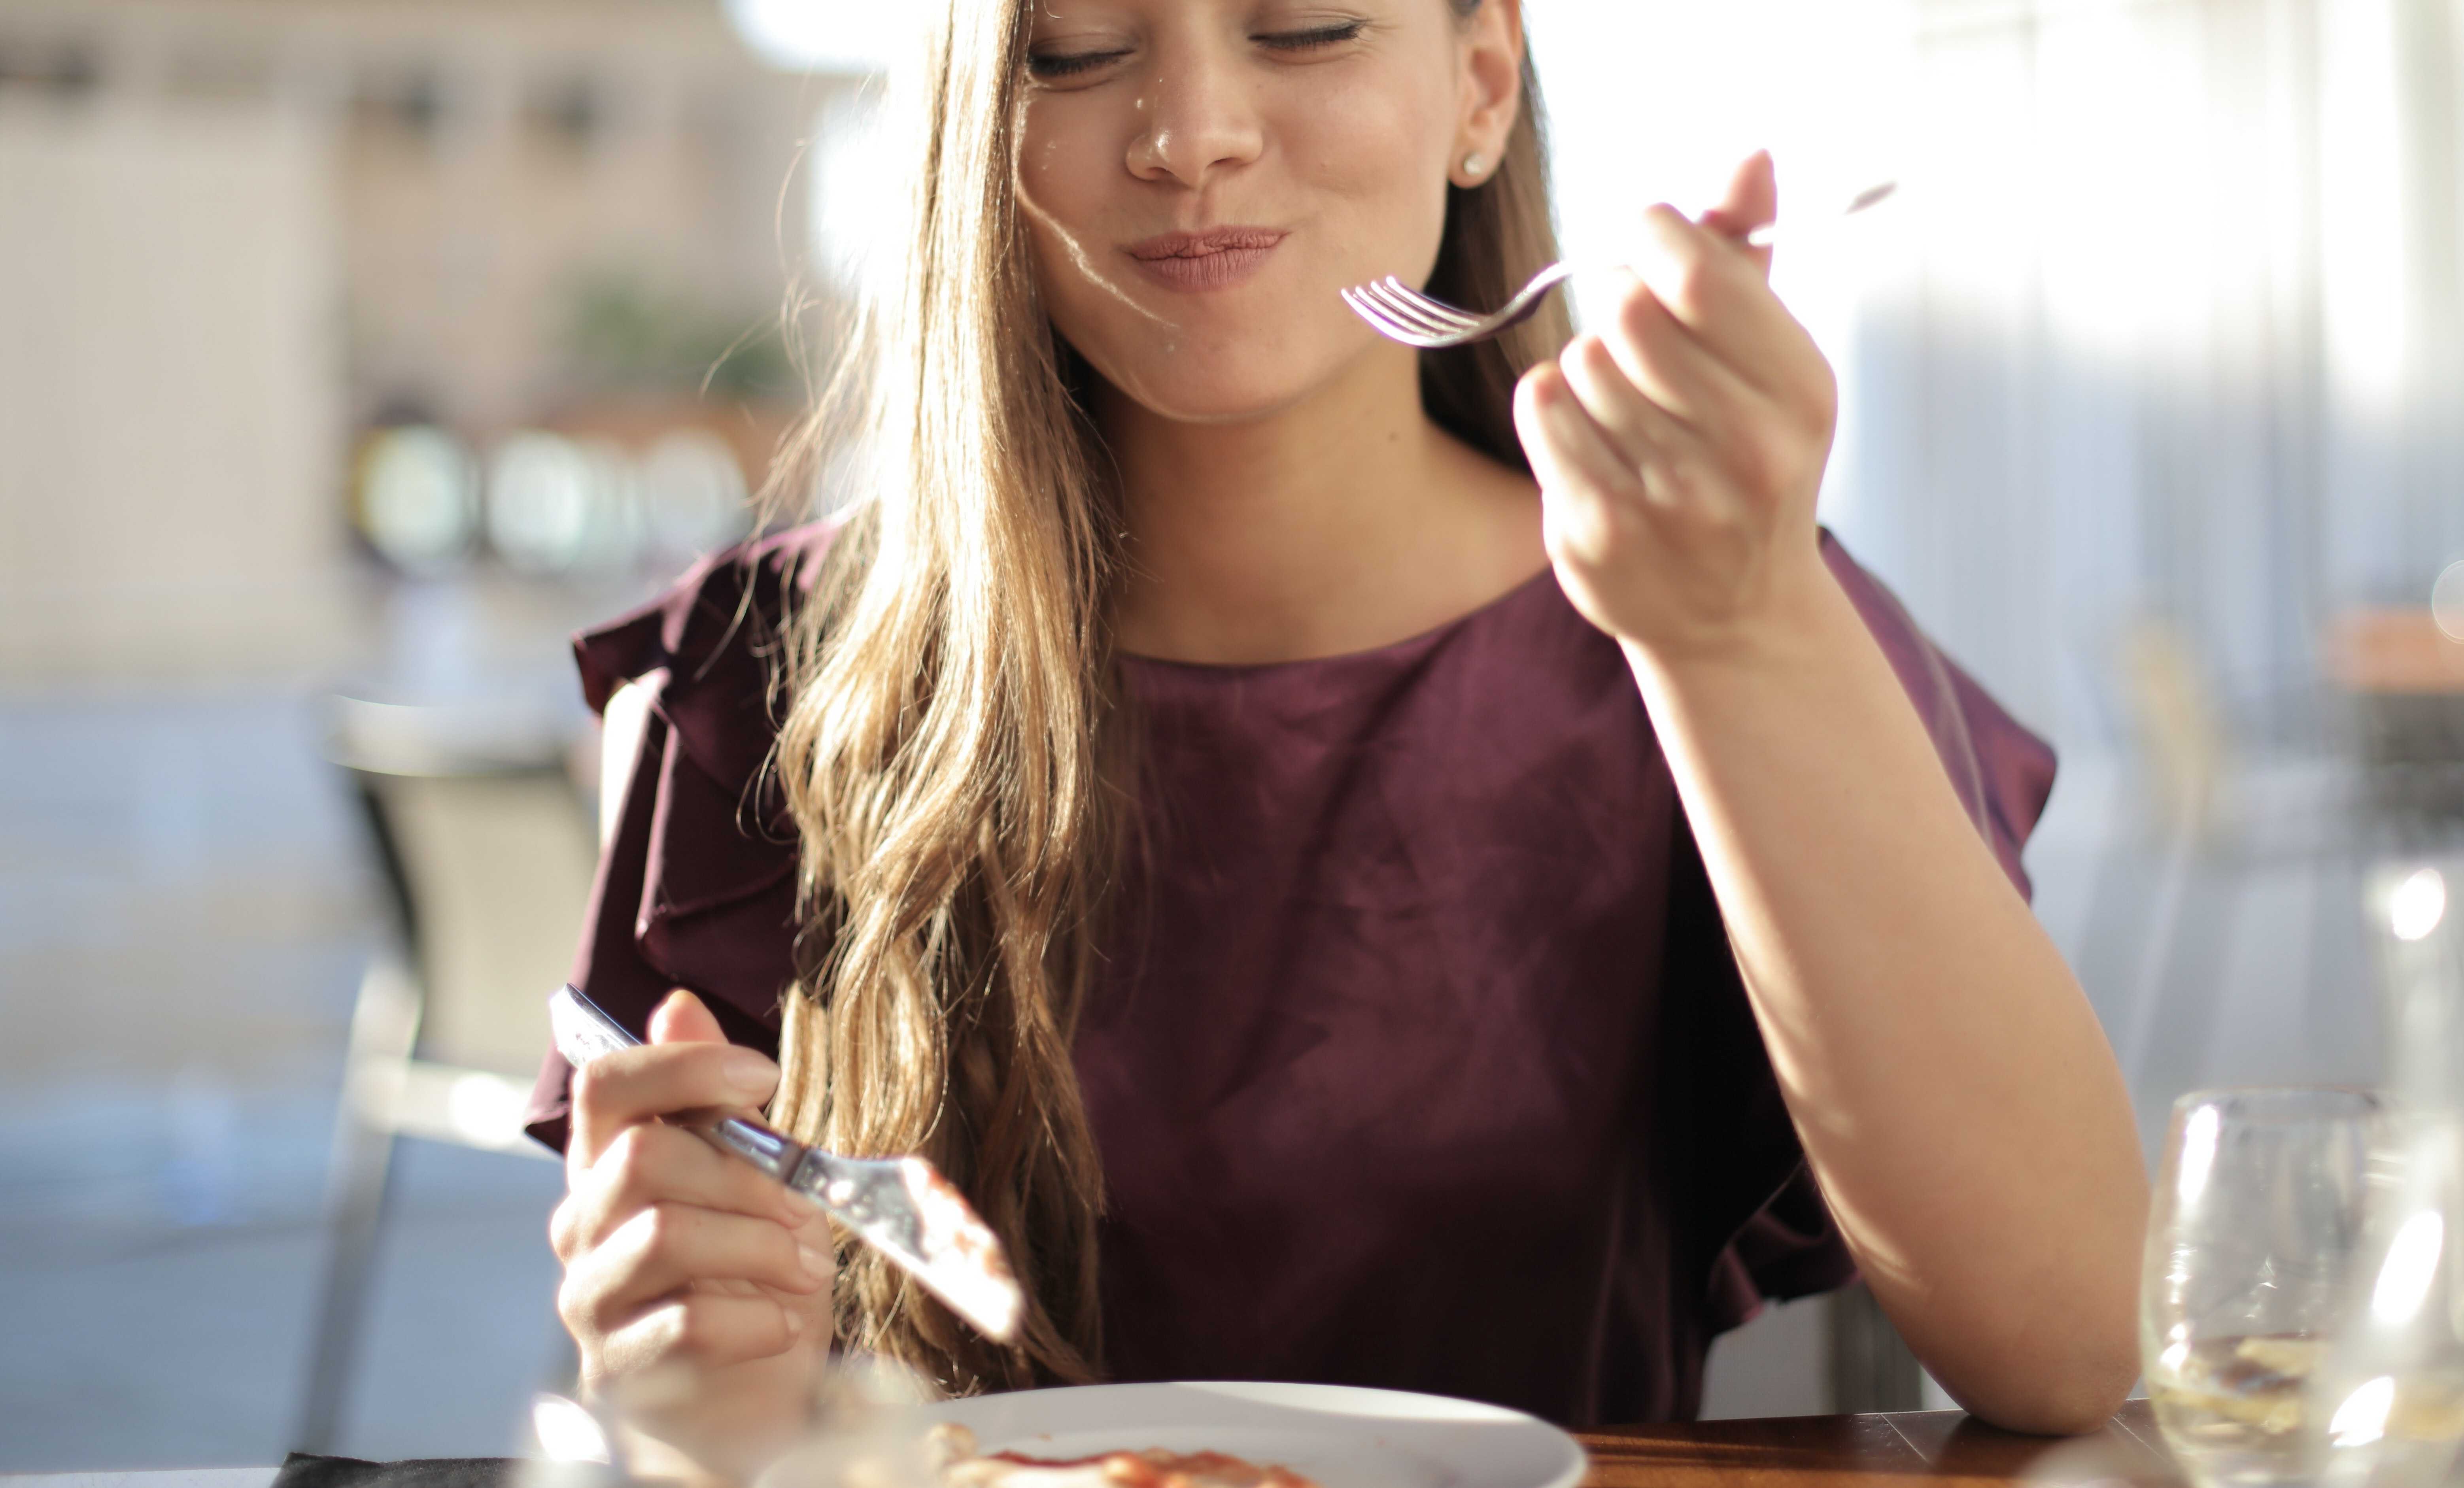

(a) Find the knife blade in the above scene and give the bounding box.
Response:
[549,984,1024,1343]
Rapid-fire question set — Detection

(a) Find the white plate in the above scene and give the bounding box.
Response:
[916,1381,1588,1488]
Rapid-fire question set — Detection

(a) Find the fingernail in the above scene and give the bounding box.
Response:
[1540,388,1584,431]
[722,1047,778,1094]
[799,1244,830,1282]
[782,1307,805,1337]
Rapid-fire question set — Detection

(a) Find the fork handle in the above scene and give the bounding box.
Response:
[548,983,806,1183]
[1743,180,1897,249]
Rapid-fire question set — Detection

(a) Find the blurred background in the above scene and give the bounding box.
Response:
[3,0,2462,1469]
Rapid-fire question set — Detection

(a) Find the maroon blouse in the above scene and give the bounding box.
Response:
[525,522,2057,1428]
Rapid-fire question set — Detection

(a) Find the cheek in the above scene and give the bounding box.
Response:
[1014,104,1141,340]
[1015,100,1112,252]
[1273,77,1457,306]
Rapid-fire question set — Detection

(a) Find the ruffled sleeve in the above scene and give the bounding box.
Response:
[523,522,839,1154]
[1820,531,2057,899]
[1668,530,2057,1346]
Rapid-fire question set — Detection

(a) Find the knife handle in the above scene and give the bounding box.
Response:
[548,984,805,1184]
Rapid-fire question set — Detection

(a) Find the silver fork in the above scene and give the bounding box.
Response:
[1343,179,1897,350]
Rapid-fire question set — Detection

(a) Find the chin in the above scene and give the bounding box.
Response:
[1106,371,1320,425]
[1079,322,1368,425]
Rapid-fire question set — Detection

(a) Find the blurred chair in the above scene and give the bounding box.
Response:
[2079,619,2365,1097]
[2116,623,2224,842]
[297,690,599,1453]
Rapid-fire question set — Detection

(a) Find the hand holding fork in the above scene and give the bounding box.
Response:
[1470,151,1856,663]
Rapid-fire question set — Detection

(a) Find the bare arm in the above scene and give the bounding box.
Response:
[1624,574,2143,1433]
[1514,152,2145,1433]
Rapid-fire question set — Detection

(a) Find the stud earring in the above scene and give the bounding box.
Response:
[1461,151,1488,180]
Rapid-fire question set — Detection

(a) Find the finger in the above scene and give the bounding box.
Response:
[554,1123,817,1258]
[1557,326,1698,470]
[1699,149,1777,279]
[595,1291,809,1376]
[1559,330,1737,527]
[567,1038,780,1171]
[1523,359,1748,546]
[1591,275,1769,443]
[571,1203,829,1330]
[649,988,727,1046]
[1515,363,1648,566]
[1631,204,1822,402]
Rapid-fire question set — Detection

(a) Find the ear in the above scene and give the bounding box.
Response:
[1452,0,1525,189]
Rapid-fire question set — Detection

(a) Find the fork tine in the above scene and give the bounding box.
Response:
[1387,276,1487,326]
[1347,280,1443,333]
[1341,286,1443,346]
[1371,277,1485,333]
[1361,280,1480,340]
[1355,297,1452,343]
[1343,285,1455,347]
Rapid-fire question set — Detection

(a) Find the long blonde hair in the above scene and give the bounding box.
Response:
[766,0,1572,1395]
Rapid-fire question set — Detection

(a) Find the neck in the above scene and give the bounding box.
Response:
[1101,344,1546,665]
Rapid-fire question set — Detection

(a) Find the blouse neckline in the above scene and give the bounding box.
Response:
[1113,562,1565,679]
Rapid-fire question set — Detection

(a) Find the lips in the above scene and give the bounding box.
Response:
[1122,227,1288,292]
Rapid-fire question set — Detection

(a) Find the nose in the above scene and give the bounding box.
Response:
[1125,42,1264,189]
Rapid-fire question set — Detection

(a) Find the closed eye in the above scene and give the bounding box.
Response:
[1027,17,1368,82]
[1027,47,1132,80]
[1255,19,1368,53]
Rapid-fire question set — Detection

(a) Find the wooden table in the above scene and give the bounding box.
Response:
[2329,609,2464,696]
[1,1405,2183,1488]
[1579,1401,2179,1488]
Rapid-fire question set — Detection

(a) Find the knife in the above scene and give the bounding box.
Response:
[549,983,1024,1343]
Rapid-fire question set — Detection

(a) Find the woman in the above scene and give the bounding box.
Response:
[530,0,2147,1475]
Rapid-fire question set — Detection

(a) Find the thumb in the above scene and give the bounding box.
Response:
[648,987,727,1046]
[1700,149,1777,277]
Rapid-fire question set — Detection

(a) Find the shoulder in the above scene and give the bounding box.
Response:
[572,517,844,790]
[574,518,843,714]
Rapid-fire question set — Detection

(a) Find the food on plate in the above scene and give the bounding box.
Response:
[926,1424,1325,1488]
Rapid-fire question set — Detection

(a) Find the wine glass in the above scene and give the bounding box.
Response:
[2143,1087,2381,1488]
[518,1356,943,1488]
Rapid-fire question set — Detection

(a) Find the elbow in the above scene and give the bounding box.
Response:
[1915,1216,2146,1435]
[1961,1375,2135,1437]
[1944,1337,2138,1437]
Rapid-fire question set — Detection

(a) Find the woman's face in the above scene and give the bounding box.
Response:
[1013,0,1521,425]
